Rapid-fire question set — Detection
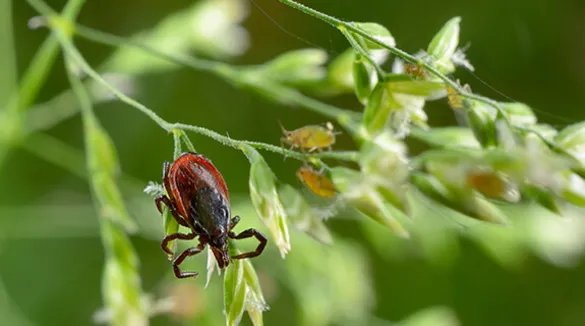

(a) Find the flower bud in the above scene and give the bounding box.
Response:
[427,17,461,74]
[559,172,585,207]
[278,184,333,244]
[331,167,409,237]
[501,102,537,126]
[224,250,246,326]
[263,48,328,86]
[243,145,291,257]
[556,121,585,167]
[353,52,373,104]
[87,120,137,234]
[327,48,355,92]
[350,22,395,59]
[360,132,409,210]
[362,82,393,135]
[466,102,497,148]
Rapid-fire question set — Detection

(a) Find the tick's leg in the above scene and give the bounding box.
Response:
[155,195,189,228]
[229,216,241,231]
[172,244,204,279]
[162,161,172,195]
[161,232,197,258]
[229,228,268,260]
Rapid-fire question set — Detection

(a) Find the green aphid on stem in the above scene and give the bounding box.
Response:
[280,122,339,152]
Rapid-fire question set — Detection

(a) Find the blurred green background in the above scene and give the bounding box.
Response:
[2,0,585,325]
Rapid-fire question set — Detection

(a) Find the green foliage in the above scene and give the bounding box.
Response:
[4,0,585,325]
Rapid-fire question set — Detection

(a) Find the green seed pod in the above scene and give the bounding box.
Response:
[522,184,563,215]
[427,17,461,74]
[224,252,246,326]
[560,172,585,207]
[331,167,409,237]
[418,127,480,149]
[278,184,333,244]
[360,132,409,210]
[353,52,373,104]
[327,48,356,92]
[351,22,396,51]
[501,102,537,126]
[264,48,328,86]
[411,173,508,224]
[242,145,290,257]
[410,172,458,209]
[362,82,392,135]
[556,121,585,166]
[466,103,497,148]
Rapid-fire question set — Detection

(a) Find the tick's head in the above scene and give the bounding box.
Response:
[209,233,230,268]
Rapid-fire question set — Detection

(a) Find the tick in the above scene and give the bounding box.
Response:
[155,152,267,279]
[281,122,338,152]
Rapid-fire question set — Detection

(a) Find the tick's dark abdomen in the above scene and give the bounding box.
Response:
[190,186,230,235]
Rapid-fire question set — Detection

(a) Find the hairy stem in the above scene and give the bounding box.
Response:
[276,0,578,162]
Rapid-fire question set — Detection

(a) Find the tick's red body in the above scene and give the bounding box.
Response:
[155,152,266,279]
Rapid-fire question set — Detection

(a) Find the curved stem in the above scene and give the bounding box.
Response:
[277,0,580,162]
[39,21,360,164]
[72,23,361,134]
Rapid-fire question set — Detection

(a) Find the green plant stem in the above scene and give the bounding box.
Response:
[0,0,17,107]
[28,12,358,164]
[71,23,361,133]
[276,0,579,162]
[0,0,85,168]
[339,27,385,79]
[172,123,358,162]
[22,133,86,178]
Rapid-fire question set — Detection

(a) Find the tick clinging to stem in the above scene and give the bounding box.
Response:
[155,152,267,279]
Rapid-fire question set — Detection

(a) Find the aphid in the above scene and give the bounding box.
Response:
[447,81,471,110]
[155,152,267,279]
[467,170,507,198]
[297,166,336,198]
[447,81,472,127]
[281,122,338,152]
[404,63,428,79]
